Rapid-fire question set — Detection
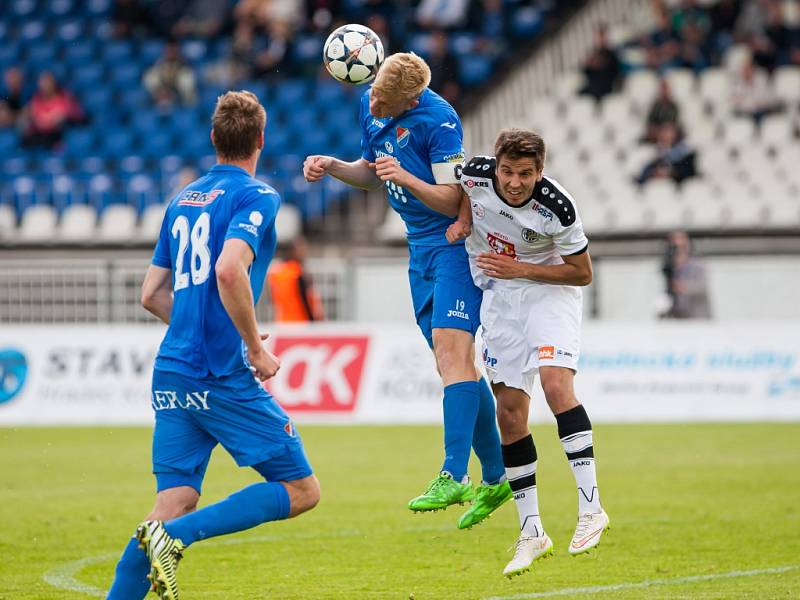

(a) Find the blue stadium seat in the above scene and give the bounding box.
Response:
[125,174,156,211]
[25,42,58,70]
[130,111,161,136]
[0,44,20,68]
[55,19,84,43]
[50,0,74,17]
[19,20,46,43]
[102,130,135,158]
[314,82,347,106]
[104,40,134,64]
[450,33,477,58]
[12,176,37,213]
[139,39,165,67]
[141,130,175,159]
[512,6,544,38]
[275,80,309,106]
[118,155,146,177]
[72,63,104,89]
[64,40,97,66]
[87,173,115,209]
[408,34,433,59]
[11,0,37,20]
[52,174,81,210]
[109,63,140,88]
[298,128,331,157]
[168,108,199,133]
[263,128,293,157]
[80,86,113,114]
[2,157,29,177]
[117,87,150,112]
[86,0,112,17]
[78,155,107,176]
[180,40,208,64]
[89,18,113,40]
[0,131,17,156]
[160,154,184,176]
[41,155,67,175]
[196,154,217,173]
[458,55,494,87]
[64,128,95,157]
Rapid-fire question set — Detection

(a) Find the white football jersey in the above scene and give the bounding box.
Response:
[460,155,589,291]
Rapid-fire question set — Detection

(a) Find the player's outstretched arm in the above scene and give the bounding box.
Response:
[476,251,593,286]
[216,238,281,380]
[446,191,473,243]
[141,265,173,324]
[303,155,382,190]
[371,156,461,217]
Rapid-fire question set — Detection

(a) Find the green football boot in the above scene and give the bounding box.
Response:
[457,480,513,529]
[408,472,475,512]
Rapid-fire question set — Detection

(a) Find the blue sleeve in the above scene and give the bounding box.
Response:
[426,113,465,165]
[151,212,172,268]
[359,91,375,162]
[225,186,280,257]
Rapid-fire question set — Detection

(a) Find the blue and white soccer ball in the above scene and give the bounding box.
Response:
[323,24,384,85]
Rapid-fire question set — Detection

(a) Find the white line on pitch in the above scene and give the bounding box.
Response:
[482,565,800,600]
[42,524,453,597]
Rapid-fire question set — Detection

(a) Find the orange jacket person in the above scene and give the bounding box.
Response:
[267,236,324,322]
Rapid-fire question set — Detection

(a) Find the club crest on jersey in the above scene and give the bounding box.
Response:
[384,140,394,153]
[284,420,296,437]
[396,126,411,148]
[178,189,225,207]
[471,201,485,220]
[522,228,539,243]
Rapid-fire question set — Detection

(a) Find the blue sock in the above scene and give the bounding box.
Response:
[441,380,480,481]
[164,482,290,546]
[472,377,505,484]
[106,536,150,600]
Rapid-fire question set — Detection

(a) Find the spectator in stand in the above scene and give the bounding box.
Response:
[734,0,772,41]
[643,78,680,143]
[365,13,394,55]
[305,0,340,33]
[673,1,713,71]
[252,20,295,78]
[267,236,325,322]
[750,1,792,71]
[0,67,25,129]
[416,0,470,30]
[111,0,155,38]
[642,9,682,71]
[661,231,711,319]
[708,0,742,59]
[579,23,622,100]
[636,122,696,184]
[172,0,230,39]
[144,41,198,109]
[731,56,783,123]
[427,30,461,109]
[22,72,85,149]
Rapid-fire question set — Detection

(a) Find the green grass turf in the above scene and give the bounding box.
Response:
[1,423,799,599]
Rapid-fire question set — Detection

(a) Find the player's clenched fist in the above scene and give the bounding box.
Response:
[303,155,332,182]
[446,220,471,243]
[248,333,281,381]
[370,156,412,187]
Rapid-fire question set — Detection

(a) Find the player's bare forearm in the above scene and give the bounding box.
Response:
[327,158,383,190]
[141,265,173,324]
[456,191,472,225]
[217,263,263,350]
[407,179,461,217]
[445,192,473,243]
[475,252,593,286]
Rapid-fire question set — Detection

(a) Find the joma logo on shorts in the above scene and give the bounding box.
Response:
[152,390,210,411]
[446,309,469,319]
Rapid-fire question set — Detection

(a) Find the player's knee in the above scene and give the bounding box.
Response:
[433,337,471,377]
[285,476,320,517]
[496,403,526,436]
[540,378,574,412]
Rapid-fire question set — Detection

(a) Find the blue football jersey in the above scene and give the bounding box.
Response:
[151,164,280,379]
[359,87,465,246]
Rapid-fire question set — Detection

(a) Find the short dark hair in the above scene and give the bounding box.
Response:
[494,128,546,172]
[211,91,266,161]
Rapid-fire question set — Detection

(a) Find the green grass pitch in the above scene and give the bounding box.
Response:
[1,423,799,599]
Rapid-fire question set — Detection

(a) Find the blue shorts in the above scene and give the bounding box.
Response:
[408,243,482,348]
[151,368,313,494]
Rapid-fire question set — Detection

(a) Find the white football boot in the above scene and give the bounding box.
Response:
[503,533,554,578]
[569,510,610,555]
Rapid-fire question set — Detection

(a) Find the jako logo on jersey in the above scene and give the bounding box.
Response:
[499,209,514,220]
[487,232,517,258]
[178,189,225,207]
[384,140,394,153]
[396,127,411,148]
[0,348,27,405]
[522,228,539,243]
[264,335,370,413]
[539,346,555,360]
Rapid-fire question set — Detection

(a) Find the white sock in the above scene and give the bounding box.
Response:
[506,462,544,537]
[560,431,602,514]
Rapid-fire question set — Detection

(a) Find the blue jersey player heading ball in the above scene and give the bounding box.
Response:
[304,53,511,528]
[107,91,320,600]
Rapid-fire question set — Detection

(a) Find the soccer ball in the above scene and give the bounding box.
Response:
[323,24,384,85]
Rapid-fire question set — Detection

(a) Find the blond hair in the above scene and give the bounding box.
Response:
[211,90,266,161]
[372,52,431,102]
[494,128,546,172]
